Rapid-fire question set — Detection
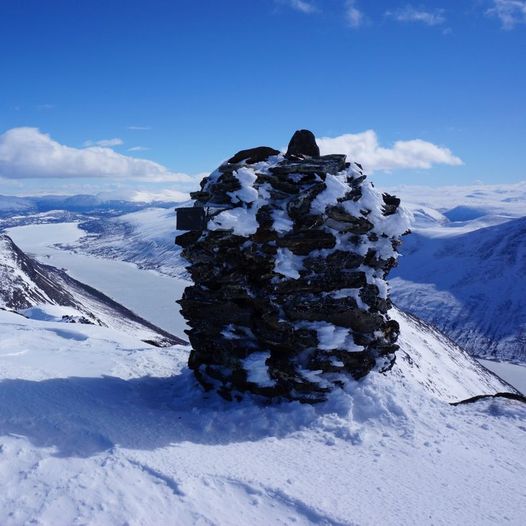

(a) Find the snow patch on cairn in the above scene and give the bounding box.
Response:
[177,130,412,402]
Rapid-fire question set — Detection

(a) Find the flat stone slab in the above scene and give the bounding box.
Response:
[270,154,347,176]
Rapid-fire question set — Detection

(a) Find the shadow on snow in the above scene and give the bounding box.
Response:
[0,371,336,458]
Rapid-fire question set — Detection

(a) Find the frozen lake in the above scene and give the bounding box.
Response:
[7,222,189,339]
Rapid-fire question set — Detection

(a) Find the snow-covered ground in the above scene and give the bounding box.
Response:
[0,307,524,525]
[7,222,189,338]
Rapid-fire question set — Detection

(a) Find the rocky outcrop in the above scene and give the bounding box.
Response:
[177,130,411,402]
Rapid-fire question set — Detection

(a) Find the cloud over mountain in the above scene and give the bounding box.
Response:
[317,130,462,172]
[0,128,192,182]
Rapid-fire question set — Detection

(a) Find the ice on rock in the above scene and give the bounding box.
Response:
[227,167,258,204]
[274,248,303,279]
[243,351,276,387]
[208,206,260,236]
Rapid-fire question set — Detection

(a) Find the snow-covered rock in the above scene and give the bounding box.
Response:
[178,133,412,401]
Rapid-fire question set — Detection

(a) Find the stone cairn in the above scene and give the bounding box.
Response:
[176,130,411,402]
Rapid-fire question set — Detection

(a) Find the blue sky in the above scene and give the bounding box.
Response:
[0,0,525,198]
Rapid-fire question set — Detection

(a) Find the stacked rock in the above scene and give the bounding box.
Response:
[176,130,411,402]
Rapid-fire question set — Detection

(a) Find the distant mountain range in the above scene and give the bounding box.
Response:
[0,193,180,218]
[0,234,184,347]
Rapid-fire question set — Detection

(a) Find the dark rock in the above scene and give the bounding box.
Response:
[326,206,374,233]
[286,129,320,157]
[270,155,347,176]
[304,251,363,273]
[255,205,274,230]
[276,230,336,255]
[189,190,212,202]
[257,174,300,195]
[227,146,280,164]
[286,183,326,220]
[382,193,401,216]
[359,284,391,313]
[283,294,383,332]
[175,230,202,248]
[273,271,366,294]
[309,349,375,379]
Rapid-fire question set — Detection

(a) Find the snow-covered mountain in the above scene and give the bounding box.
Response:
[392,215,526,363]
[76,206,189,277]
[0,234,184,347]
[0,303,522,525]
[390,308,515,400]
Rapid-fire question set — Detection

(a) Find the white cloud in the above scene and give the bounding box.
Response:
[83,138,124,147]
[128,146,151,152]
[345,0,364,27]
[0,127,192,183]
[487,0,526,29]
[127,125,151,130]
[317,130,463,172]
[96,188,190,203]
[385,5,445,26]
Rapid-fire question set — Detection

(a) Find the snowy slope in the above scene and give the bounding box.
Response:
[76,205,189,277]
[0,307,523,526]
[0,234,184,347]
[391,216,526,362]
[392,309,515,399]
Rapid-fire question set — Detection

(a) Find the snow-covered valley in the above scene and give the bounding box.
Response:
[390,182,526,363]
[7,222,189,337]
